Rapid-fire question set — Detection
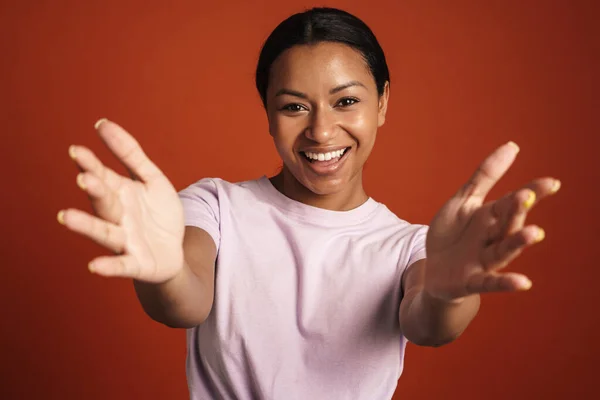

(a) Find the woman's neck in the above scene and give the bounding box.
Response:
[270,168,369,211]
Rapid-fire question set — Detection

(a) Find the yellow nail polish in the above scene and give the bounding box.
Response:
[57,210,65,225]
[76,173,87,190]
[536,228,546,243]
[551,179,561,194]
[68,145,77,159]
[507,141,520,153]
[524,190,536,209]
[94,118,108,130]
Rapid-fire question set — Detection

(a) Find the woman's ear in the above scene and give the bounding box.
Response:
[377,81,390,127]
[266,107,275,138]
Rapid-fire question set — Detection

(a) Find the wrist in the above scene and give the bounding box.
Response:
[422,287,472,307]
[133,251,187,287]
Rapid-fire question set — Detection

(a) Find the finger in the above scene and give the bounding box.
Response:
[88,254,140,279]
[94,118,164,183]
[75,171,107,199]
[458,141,520,201]
[466,271,532,294]
[69,144,125,192]
[57,208,125,254]
[481,224,545,270]
[74,171,123,224]
[489,177,560,239]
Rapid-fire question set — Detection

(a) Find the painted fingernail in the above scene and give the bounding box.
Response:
[68,145,77,159]
[507,141,520,153]
[94,118,108,130]
[536,227,546,243]
[57,210,65,225]
[524,190,536,209]
[519,278,533,290]
[551,179,561,194]
[88,262,96,273]
[76,173,87,190]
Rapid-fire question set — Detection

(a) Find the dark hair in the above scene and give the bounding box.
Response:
[255,7,390,107]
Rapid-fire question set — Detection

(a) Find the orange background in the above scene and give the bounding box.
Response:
[1,1,598,399]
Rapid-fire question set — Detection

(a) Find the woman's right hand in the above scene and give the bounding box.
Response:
[58,118,186,284]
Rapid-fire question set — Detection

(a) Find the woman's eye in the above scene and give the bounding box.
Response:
[282,104,306,112]
[337,98,359,107]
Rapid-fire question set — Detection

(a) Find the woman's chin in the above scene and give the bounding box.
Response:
[283,162,361,198]
[297,173,351,196]
[304,180,345,196]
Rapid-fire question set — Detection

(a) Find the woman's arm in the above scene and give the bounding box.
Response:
[399,141,559,346]
[133,226,217,329]
[60,119,219,329]
[399,259,480,347]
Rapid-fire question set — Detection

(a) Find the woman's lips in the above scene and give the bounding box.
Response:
[299,147,351,175]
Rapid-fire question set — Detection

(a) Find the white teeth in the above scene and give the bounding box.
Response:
[303,148,348,161]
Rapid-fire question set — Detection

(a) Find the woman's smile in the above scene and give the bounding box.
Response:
[298,146,352,176]
[265,41,389,207]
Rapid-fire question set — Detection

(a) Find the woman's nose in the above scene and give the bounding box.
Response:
[304,108,338,143]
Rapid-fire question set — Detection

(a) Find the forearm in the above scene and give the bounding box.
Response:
[400,286,480,347]
[133,261,214,329]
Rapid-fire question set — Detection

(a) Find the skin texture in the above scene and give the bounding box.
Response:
[266,42,389,211]
[58,42,561,344]
[59,120,216,328]
[400,143,560,346]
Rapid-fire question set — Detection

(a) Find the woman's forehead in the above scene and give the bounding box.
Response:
[268,43,375,90]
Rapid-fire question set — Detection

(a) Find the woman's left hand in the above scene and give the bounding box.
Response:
[424,141,561,302]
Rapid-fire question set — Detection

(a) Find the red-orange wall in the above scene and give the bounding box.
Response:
[2,1,598,399]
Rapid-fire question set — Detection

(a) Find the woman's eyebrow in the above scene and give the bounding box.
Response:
[329,81,366,94]
[275,88,307,99]
[274,81,367,99]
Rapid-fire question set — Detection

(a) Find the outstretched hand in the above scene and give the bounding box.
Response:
[58,119,186,283]
[424,142,560,302]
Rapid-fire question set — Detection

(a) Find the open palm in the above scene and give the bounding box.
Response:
[58,119,185,283]
[424,142,560,301]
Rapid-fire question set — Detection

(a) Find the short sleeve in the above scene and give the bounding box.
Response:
[399,224,429,300]
[178,178,221,251]
[408,225,428,267]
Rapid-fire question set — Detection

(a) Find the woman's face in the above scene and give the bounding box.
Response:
[266,42,389,198]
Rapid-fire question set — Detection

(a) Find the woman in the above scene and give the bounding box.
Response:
[57,7,560,400]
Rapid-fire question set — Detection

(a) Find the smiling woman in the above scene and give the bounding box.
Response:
[57,6,561,400]
[258,9,390,210]
[267,42,389,209]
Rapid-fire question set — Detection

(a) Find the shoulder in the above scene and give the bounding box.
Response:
[369,202,428,237]
[366,202,429,262]
[179,176,264,198]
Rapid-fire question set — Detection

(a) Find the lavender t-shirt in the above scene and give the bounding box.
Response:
[178,176,428,400]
